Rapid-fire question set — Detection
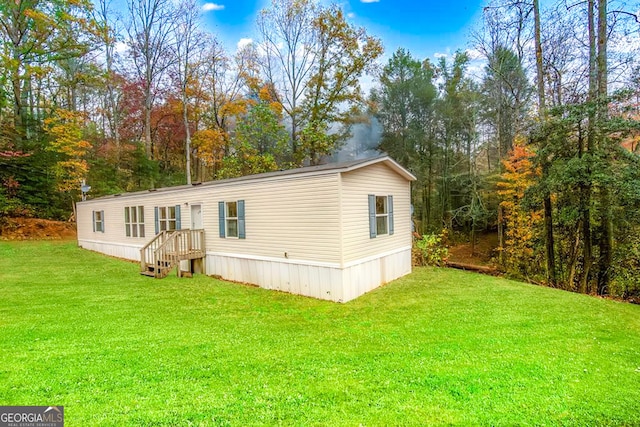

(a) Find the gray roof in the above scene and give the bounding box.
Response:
[80,155,415,203]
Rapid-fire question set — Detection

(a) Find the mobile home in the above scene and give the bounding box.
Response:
[76,156,416,302]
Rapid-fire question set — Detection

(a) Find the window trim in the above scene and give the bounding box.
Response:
[124,206,145,238]
[375,195,389,236]
[368,194,394,238]
[93,210,105,233]
[226,201,239,238]
[218,200,245,239]
[154,205,181,234]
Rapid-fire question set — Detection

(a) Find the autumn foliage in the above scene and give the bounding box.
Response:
[43,109,91,194]
[497,138,544,280]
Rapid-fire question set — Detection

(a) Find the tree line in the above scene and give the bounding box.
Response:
[0,0,382,215]
[374,0,640,297]
[1,0,639,298]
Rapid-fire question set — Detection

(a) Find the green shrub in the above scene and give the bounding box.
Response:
[0,186,34,225]
[413,232,449,267]
[611,240,640,299]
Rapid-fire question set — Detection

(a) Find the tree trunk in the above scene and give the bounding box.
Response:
[579,125,592,293]
[533,0,545,113]
[534,0,556,286]
[581,0,597,294]
[568,223,581,291]
[471,222,476,257]
[427,147,433,230]
[598,187,613,294]
[291,110,298,159]
[596,0,612,294]
[422,185,428,233]
[9,36,25,138]
[183,96,192,185]
[145,94,153,159]
[12,75,22,133]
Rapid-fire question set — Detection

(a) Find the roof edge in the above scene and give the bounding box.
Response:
[343,156,416,181]
[77,155,415,204]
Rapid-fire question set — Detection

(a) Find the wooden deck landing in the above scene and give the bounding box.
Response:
[140,229,205,278]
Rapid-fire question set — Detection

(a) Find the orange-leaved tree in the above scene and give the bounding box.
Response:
[497,137,544,281]
[192,128,227,179]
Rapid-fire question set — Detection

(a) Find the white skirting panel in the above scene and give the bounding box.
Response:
[206,248,412,303]
[341,248,412,302]
[206,254,343,301]
[77,241,411,302]
[78,240,142,261]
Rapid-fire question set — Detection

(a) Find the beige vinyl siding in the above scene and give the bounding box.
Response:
[76,202,96,242]
[76,157,413,301]
[76,199,149,246]
[76,188,206,257]
[77,161,408,267]
[340,162,412,264]
[77,199,149,260]
[204,174,341,264]
[77,172,342,264]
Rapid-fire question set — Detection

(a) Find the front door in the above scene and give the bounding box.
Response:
[191,204,202,229]
[190,204,204,274]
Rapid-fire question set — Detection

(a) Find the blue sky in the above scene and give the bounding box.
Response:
[200,0,487,62]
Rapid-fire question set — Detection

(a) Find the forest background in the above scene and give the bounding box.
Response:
[1,0,640,298]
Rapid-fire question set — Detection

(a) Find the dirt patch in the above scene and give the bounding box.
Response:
[0,217,77,240]
[447,232,498,267]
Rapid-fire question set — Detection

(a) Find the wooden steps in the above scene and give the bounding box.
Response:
[139,229,205,278]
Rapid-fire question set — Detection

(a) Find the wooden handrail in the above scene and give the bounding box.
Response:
[140,230,169,273]
[140,229,205,278]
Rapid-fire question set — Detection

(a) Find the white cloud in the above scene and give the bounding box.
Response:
[347,12,355,19]
[465,48,483,61]
[466,62,486,82]
[202,3,224,12]
[360,0,380,3]
[237,38,253,51]
[611,34,640,55]
[434,52,449,59]
[115,41,128,54]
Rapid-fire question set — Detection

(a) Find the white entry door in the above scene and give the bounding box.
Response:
[189,204,204,274]
[191,204,203,229]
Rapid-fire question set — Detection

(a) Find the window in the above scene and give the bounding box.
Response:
[159,206,176,231]
[226,201,238,238]
[368,195,394,238]
[376,196,388,235]
[93,210,104,233]
[124,206,145,237]
[154,205,181,234]
[218,200,245,239]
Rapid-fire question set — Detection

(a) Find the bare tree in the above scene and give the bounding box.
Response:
[203,41,257,139]
[540,8,584,107]
[126,0,176,159]
[95,0,124,152]
[172,0,206,184]
[474,1,532,64]
[190,41,258,180]
[257,0,319,155]
[473,0,533,167]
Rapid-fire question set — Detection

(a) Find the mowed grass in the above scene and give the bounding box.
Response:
[1,242,639,426]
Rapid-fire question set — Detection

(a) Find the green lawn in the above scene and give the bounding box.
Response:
[0,241,639,426]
